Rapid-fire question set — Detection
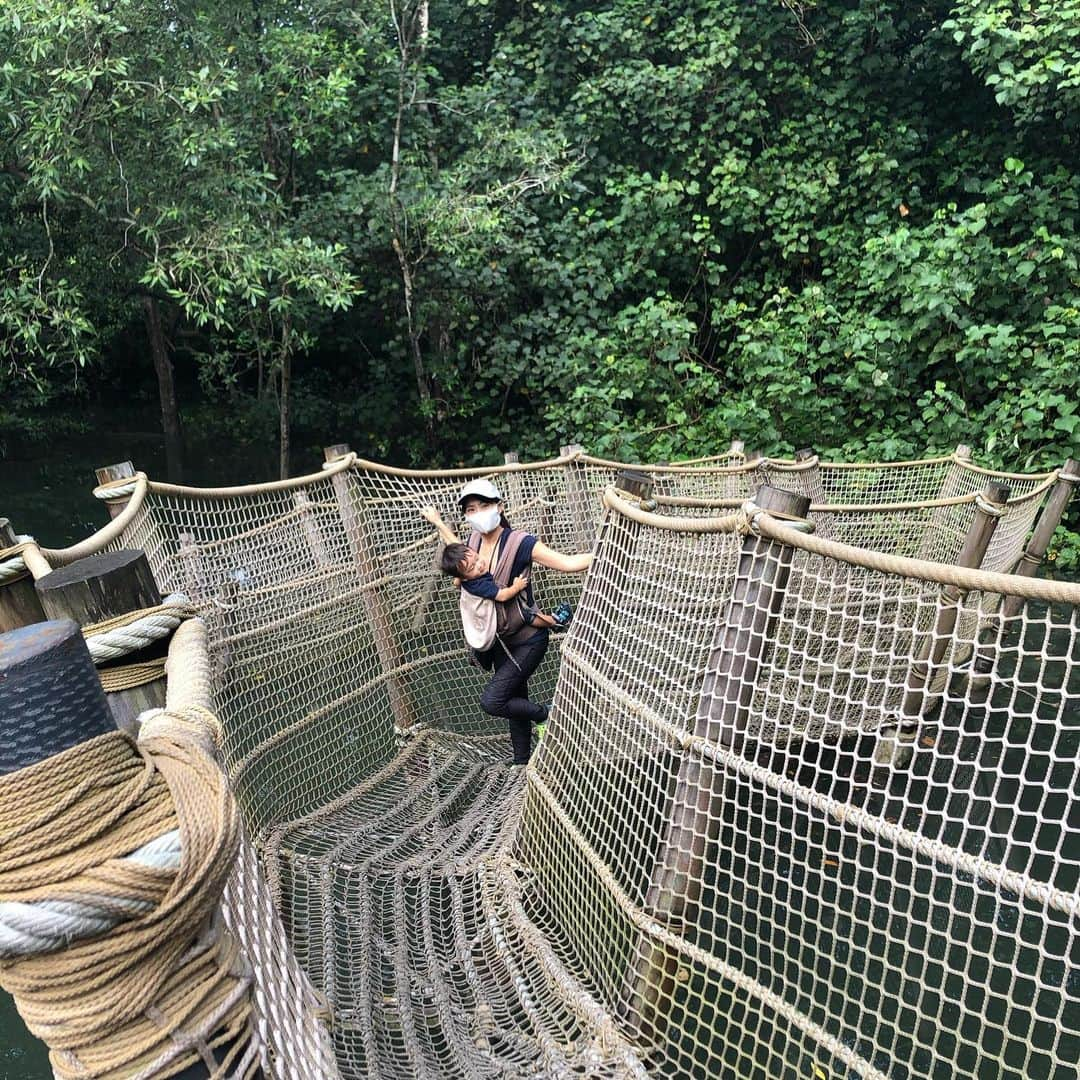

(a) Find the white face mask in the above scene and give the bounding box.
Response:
[465,507,501,534]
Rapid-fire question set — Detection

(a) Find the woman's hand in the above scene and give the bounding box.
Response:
[421,505,459,546]
[511,573,528,594]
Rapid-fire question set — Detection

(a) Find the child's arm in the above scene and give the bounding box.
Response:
[420,505,460,546]
[493,574,528,603]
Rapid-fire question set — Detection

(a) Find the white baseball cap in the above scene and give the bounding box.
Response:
[458,478,502,506]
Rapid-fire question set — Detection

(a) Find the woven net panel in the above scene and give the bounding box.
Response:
[100,454,1076,1080]
[522,494,1079,1080]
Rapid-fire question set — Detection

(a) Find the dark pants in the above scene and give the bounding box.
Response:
[479,630,550,764]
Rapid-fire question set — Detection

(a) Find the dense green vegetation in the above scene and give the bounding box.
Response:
[2,2,1078,540]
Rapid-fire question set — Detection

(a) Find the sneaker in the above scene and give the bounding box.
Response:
[534,722,547,745]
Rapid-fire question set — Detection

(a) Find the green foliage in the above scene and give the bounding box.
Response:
[945,1,1080,124]
[1,0,1079,564]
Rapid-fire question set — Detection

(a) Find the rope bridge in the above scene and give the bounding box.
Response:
[3,447,1077,1079]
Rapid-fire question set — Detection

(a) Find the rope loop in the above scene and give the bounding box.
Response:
[973,493,1008,518]
[740,501,816,537]
[83,593,197,664]
[92,479,140,502]
[0,536,36,585]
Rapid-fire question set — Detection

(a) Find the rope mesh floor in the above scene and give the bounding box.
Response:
[94,451,1077,1079]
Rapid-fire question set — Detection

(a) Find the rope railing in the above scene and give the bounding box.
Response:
[2,445,1077,1080]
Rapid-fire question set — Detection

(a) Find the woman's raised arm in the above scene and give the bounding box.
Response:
[531,541,592,573]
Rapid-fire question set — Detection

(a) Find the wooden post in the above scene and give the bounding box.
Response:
[560,443,594,552]
[501,451,525,526]
[293,489,331,568]
[35,550,168,736]
[94,461,138,520]
[1000,458,1079,619]
[729,438,745,457]
[324,445,415,730]
[897,481,1009,725]
[794,446,833,539]
[0,518,47,632]
[965,461,1080,692]
[621,484,811,1040]
[616,469,654,503]
[177,533,208,603]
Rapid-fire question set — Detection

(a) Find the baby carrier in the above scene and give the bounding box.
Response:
[458,530,539,652]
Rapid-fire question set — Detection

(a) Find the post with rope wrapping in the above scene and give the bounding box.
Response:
[620,484,811,1045]
[875,481,1010,779]
[794,446,834,540]
[324,444,416,731]
[0,518,47,632]
[501,451,524,518]
[35,550,172,736]
[1000,458,1079,619]
[94,461,138,520]
[0,619,262,1078]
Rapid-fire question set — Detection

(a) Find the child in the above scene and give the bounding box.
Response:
[440,542,571,632]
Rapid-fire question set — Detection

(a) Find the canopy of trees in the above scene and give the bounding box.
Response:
[2,1,1078,486]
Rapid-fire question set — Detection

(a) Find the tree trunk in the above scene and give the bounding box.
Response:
[142,296,184,482]
[279,347,291,480]
[389,0,435,441]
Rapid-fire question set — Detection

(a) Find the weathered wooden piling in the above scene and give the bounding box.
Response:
[616,469,654,503]
[967,460,1080,689]
[293,488,332,569]
[0,518,47,631]
[621,484,811,1041]
[1001,458,1079,619]
[560,443,594,552]
[898,481,1009,725]
[501,451,524,517]
[324,444,415,730]
[94,461,138,519]
[35,550,168,735]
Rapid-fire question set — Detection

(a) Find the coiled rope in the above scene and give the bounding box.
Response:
[0,706,253,1079]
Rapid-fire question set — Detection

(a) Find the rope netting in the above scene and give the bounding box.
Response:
[40,449,1078,1080]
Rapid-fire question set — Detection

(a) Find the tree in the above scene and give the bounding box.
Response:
[0,0,359,479]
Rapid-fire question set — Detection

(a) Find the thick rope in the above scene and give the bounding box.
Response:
[83,594,197,664]
[0,829,182,958]
[0,538,51,583]
[99,659,168,693]
[0,536,34,585]
[602,486,1080,604]
[39,474,150,569]
[92,480,140,502]
[0,713,251,1080]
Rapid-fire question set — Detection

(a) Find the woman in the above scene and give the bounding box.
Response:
[421,477,591,765]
